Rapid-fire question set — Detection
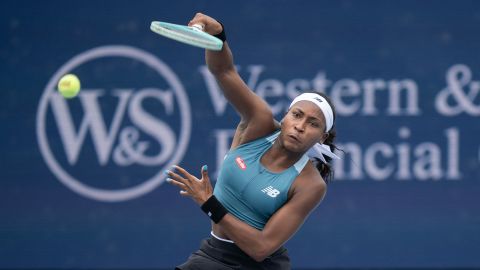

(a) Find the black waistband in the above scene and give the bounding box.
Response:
[206,235,287,258]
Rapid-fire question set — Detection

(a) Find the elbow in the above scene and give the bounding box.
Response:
[252,254,268,263]
[249,243,272,262]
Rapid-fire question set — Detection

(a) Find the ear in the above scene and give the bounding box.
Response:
[318,132,329,144]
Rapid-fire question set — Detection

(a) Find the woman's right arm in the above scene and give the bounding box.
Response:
[188,13,279,147]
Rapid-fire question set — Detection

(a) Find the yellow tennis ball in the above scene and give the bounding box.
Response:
[57,74,81,98]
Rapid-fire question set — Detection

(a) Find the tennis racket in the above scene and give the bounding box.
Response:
[150,21,223,51]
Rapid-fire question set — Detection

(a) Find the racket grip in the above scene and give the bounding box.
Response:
[191,23,205,32]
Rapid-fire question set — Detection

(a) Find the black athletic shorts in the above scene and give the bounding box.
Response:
[175,236,291,270]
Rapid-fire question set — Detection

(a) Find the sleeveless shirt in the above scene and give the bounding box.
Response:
[213,130,309,229]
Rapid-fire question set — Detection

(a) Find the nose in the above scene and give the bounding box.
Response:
[294,121,306,133]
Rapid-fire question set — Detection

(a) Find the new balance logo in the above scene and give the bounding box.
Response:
[313,97,323,103]
[261,186,280,198]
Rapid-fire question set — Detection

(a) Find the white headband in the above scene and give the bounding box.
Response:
[289,93,334,132]
[289,93,340,163]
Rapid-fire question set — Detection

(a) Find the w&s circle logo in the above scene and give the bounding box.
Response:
[36,45,191,202]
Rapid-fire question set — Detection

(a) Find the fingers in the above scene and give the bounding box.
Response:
[188,12,205,27]
[166,177,188,190]
[165,174,192,198]
[165,164,210,196]
[165,167,192,192]
[166,170,190,189]
[201,165,209,181]
[172,165,194,180]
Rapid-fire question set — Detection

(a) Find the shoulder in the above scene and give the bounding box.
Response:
[232,119,281,148]
[231,123,281,150]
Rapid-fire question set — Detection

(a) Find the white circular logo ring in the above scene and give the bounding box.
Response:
[36,45,191,202]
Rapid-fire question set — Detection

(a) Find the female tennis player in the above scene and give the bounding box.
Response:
[165,13,340,270]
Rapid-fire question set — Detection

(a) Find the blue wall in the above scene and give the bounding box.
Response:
[1,0,479,268]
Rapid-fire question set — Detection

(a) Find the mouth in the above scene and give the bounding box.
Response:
[287,134,301,143]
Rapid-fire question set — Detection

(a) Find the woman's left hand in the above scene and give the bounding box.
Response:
[165,165,213,206]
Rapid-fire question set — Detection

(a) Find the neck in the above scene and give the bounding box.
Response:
[261,138,304,172]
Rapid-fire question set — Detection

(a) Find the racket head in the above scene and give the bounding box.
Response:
[150,21,223,51]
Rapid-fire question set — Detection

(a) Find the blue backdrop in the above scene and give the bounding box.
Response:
[1,0,480,268]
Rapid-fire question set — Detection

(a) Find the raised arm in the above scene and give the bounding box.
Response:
[188,13,278,146]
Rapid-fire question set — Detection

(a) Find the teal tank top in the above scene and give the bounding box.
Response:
[213,130,309,230]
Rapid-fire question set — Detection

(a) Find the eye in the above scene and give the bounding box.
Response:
[309,121,320,128]
[291,111,301,118]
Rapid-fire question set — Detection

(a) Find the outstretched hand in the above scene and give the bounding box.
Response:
[165,165,213,206]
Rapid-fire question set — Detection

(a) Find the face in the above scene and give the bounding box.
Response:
[280,100,329,153]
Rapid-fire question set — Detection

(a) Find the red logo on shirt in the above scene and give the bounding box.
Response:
[235,156,247,170]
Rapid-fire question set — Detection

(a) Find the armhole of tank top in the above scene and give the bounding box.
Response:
[284,155,310,201]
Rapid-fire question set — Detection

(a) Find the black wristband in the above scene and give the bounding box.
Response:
[201,195,228,223]
[213,21,226,43]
